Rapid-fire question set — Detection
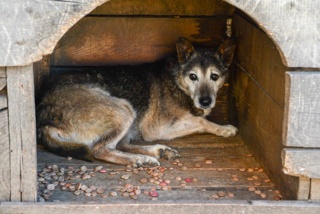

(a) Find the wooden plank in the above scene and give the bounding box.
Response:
[2,201,320,214]
[234,13,287,108]
[0,79,6,92]
[0,110,10,201]
[310,179,320,200]
[282,148,320,178]
[91,0,234,16]
[51,17,227,66]
[225,0,320,68]
[231,65,301,199]
[7,65,37,202]
[33,55,50,102]
[283,72,320,148]
[0,67,5,78]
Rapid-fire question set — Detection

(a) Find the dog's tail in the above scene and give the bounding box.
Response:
[38,126,95,162]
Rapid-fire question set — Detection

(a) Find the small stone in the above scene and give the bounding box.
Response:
[159,182,168,187]
[254,190,262,194]
[254,182,262,186]
[110,191,118,197]
[101,194,108,198]
[181,166,188,171]
[257,168,264,172]
[91,191,97,197]
[67,157,72,160]
[218,191,226,197]
[176,176,182,181]
[248,186,256,191]
[47,184,55,190]
[247,168,254,172]
[99,169,107,173]
[140,178,148,183]
[85,192,91,197]
[96,188,105,194]
[192,178,198,182]
[80,166,87,172]
[205,160,213,164]
[260,193,267,199]
[94,166,103,171]
[252,175,259,180]
[247,154,253,157]
[135,189,141,195]
[264,179,271,183]
[194,163,202,168]
[227,192,234,197]
[80,185,88,191]
[209,194,220,200]
[73,190,81,196]
[121,175,130,180]
[239,168,246,172]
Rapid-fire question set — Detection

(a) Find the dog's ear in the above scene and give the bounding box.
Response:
[217,37,236,68]
[176,37,195,64]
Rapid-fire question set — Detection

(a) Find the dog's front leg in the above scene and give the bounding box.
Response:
[143,116,237,141]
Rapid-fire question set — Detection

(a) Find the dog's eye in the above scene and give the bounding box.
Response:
[210,73,219,81]
[189,73,198,81]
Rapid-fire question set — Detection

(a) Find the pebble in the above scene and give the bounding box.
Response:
[227,192,235,197]
[91,191,97,197]
[99,169,107,173]
[47,184,55,190]
[181,166,188,171]
[239,168,246,172]
[85,192,91,197]
[73,190,81,196]
[194,163,202,168]
[248,186,256,191]
[67,157,72,160]
[257,168,264,172]
[192,178,198,182]
[247,168,254,172]
[80,185,88,191]
[209,194,220,200]
[264,179,271,183]
[140,178,148,183]
[110,191,118,197]
[176,176,182,181]
[260,193,267,199]
[80,166,87,172]
[121,175,130,180]
[96,188,105,194]
[159,182,168,187]
[254,182,262,186]
[252,175,259,180]
[254,190,262,194]
[218,191,226,197]
[205,160,213,164]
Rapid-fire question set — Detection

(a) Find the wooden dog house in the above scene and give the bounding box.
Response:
[1,0,320,213]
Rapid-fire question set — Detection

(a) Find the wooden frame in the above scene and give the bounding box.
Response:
[0,0,320,212]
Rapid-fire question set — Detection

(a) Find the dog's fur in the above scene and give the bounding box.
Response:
[37,37,237,167]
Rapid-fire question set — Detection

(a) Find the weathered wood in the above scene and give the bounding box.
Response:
[51,17,227,66]
[0,67,6,78]
[310,179,320,200]
[0,0,109,66]
[33,55,50,102]
[91,0,234,16]
[6,65,37,202]
[283,72,320,148]
[232,15,301,199]
[282,148,320,178]
[0,110,10,201]
[225,0,320,68]
[234,13,286,108]
[296,177,311,200]
[0,79,6,92]
[0,95,7,111]
[1,201,320,214]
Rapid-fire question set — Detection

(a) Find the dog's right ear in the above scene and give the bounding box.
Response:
[176,37,195,64]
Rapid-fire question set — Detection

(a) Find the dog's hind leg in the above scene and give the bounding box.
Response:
[91,99,160,167]
[116,134,180,161]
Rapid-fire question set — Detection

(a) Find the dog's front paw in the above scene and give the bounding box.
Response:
[133,155,160,167]
[216,125,238,137]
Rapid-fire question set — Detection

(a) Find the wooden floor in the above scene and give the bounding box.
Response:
[37,134,282,202]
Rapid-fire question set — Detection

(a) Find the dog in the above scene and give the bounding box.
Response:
[37,37,237,167]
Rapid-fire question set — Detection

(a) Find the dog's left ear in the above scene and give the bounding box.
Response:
[176,37,195,64]
[217,37,236,68]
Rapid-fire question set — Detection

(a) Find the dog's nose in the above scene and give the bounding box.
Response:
[199,96,212,107]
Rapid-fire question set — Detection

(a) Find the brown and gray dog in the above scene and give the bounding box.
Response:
[37,37,237,167]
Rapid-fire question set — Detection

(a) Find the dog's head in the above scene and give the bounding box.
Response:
[174,37,236,110]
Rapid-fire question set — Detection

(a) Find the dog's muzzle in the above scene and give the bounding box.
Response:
[199,96,212,108]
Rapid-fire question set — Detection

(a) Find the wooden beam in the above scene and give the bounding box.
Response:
[310,179,320,200]
[0,110,10,201]
[0,67,6,78]
[91,0,234,16]
[1,201,320,214]
[6,65,37,202]
[283,71,320,148]
[282,148,320,178]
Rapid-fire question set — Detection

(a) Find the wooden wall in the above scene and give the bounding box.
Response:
[230,12,314,200]
[50,0,233,66]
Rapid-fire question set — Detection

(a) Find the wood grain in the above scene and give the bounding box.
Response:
[50,17,227,66]
[234,13,287,108]
[310,179,320,200]
[0,110,10,201]
[2,201,320,214]
[283,71,320,148]
[91,0,234,16]
[282,148,320,178]
[0,67,6,77]
[7,65,37,202]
